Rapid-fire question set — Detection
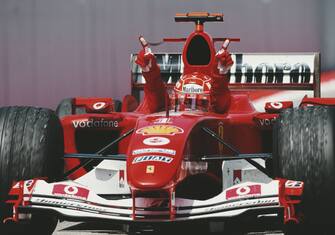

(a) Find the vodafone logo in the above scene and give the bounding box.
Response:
[236,186,251,196]
[226,184,261,200]
[72,118,118,129]
[64,186,79,195]
[93,102,106,110]
[52,184,89,200]
[270,102,283,109]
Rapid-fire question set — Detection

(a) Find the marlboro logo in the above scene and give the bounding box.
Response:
[182,84,203,93]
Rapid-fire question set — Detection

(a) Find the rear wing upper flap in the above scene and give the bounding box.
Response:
[130,53,320,99]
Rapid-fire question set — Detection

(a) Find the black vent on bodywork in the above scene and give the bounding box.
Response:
[186,35,211,65]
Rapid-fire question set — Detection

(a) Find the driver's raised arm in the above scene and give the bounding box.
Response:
[210,39,234,113]
[134,36,166,113]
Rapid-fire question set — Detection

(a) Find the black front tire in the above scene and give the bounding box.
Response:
[273,106,335,228]
[0,106,64,235]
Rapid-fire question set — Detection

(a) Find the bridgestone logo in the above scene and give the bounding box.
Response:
[72,118,119,128]
[35,198,108,213]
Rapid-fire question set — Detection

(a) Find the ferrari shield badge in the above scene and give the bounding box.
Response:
[146,165,155,174]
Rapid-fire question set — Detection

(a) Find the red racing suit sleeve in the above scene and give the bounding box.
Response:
[135,49,166,114]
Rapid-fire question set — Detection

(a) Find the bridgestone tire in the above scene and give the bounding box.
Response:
[0,106,64,235]
[273,106,335,227]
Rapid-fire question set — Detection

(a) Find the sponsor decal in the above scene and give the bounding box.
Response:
[270,102,283,109]
[253,113,278,128]
[154,118,172,124]
[119,170,125,188]
[226,185,261,200]
[265,101,293,112]
[25,180,34,188]
[182,84,204,93]
[92,102,107,110]
[132,148,176,156]
[136,125,184,136]
[259,117,277,126]
[35,198,109,213]
[72,118,119,129]
[150,199,169,208]
[230,54,312,84]
[133,53,314,85]
[52,184,89,200]
[143,137,170,146]
[233,170,242,185]
[204,197,278,213]
[24,179,38,194]
[132,155,173,164]
[285,180,303,189]
[146,165,155,174]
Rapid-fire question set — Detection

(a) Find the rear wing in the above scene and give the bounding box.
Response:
[130,53,320,100]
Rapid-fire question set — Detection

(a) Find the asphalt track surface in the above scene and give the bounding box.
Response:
[54,221,285,235]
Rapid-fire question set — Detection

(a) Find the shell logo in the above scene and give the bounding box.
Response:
[136,125,184,136]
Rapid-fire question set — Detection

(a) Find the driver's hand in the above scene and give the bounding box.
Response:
[215,39,234,74]
[135,36,157,72]
[135,49,157,72]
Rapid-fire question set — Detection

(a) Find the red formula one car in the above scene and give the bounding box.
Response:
[1,12,335,235]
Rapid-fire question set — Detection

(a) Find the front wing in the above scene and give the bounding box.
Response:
[4,179,303,224]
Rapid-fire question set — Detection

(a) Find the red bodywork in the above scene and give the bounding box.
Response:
[59,12,335,221]
[5,12,335,228]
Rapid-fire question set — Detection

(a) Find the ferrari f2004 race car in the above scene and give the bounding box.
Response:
[1,12,335,235]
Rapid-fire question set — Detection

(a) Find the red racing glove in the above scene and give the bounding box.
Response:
[215,39,234,74]
[135,36,159,73]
